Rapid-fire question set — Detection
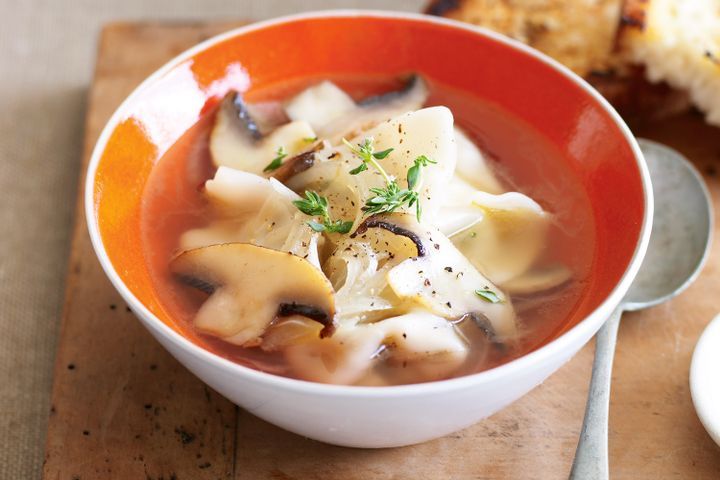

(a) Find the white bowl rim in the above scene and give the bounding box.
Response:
[85,9,653,398]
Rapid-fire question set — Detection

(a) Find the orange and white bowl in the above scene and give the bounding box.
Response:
[85,11,652,447]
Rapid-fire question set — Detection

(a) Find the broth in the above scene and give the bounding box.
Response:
[140,75,596,385]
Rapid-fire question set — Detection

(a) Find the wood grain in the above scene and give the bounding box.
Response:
[43,21,720,480]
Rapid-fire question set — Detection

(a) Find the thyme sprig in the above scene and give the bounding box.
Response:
[293,190,354,234]
[343,137,436,221]
[343,137,394,178]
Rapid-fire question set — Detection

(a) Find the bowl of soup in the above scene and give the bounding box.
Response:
[86,11,651,447]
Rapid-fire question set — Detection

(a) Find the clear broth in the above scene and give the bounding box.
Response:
[140,75,596,385]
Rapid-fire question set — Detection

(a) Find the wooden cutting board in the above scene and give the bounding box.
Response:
[42,21,720,479]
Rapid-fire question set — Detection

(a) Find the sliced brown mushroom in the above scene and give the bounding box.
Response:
[266,139,332,184]
[353,213,517,340]
[210,91,316,174]
[170,243,336,346]
[351,213,426,257]
[284,75,429,143]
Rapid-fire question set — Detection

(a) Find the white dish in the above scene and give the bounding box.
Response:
[690,313,720,447]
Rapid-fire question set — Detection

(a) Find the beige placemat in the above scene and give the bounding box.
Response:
[0,2,424,478]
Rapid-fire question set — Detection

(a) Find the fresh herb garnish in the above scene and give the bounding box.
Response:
[407,155,437,189]
[343,137,394,177]
[343,137,436,221]
[475,289,503,304]
[303,136,318,143]
[293,190,354,234]
[363,183,419,217]
[263,146,288,172]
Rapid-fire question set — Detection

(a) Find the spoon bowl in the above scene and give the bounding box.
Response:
[624,139,713,310]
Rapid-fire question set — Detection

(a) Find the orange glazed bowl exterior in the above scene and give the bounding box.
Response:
[86,11,651,447]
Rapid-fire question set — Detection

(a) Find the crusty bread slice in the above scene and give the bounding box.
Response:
[619,0,720,126]
[425,0,625,77]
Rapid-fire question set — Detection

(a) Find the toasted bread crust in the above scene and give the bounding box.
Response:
[426,0,698,123]
[619,0,650,29]
[617,0,720,125]
[425,0,625,77]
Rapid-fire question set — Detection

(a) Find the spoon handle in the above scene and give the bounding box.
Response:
[569,307,622,480]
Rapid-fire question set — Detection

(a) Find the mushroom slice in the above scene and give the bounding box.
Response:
[210,92,316,174]
[244,101,290,133]
[355,213,517,340]
[285,75,430,144]
[170,243,336,346]
[350,213,426,256]
[267,139,334,184]
[268,149,316,184]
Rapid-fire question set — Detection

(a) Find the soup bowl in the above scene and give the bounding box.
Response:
[86,11,652,448]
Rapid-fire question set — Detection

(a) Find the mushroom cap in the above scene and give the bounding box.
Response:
[210,92,316,174]
[171,243,336,346]
[284,75,430,144]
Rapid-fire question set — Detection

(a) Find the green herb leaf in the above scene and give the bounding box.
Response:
[292,190,326,216]
[407,164,420,190]
[326,220,354,234]
[263,146,288,172]
[349,163,368,175]
[346,139,438,222]
[303,136,318,143]
[307,220,326,232]
[475,289,503,304]
[372,148,394,160]
[293,190,353,235]
[343,137,395,183]
[414,154,437,167]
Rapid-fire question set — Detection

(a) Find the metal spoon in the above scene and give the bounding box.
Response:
[569,139,713,480]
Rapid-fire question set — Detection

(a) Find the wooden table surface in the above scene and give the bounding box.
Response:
[42,21,720,479]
